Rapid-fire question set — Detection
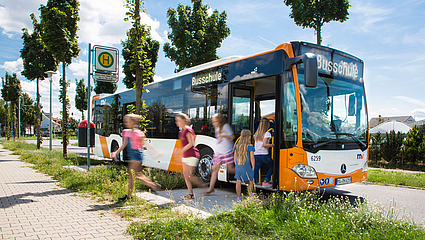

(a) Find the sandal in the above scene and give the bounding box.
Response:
[118,195,132,202]
[181,194,195,200]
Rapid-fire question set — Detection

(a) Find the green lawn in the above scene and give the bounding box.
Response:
[2,140,424,239]
[367,170,425,189]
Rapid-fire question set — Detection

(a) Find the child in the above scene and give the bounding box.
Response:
[234,129,255,201]
[205,113,235,195]
[253,118,274,187]
[111,114,160,201]
[174,113,208,200]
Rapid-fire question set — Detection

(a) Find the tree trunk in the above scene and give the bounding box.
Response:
[316,21,322,45]
[135,0,142,115]
[36,77,41,149]
[62,60,68,158]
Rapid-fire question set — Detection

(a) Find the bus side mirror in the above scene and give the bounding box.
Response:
[348,94,355,116]
[284,53,318,88]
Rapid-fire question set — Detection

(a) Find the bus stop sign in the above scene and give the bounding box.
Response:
[95,47,118,72]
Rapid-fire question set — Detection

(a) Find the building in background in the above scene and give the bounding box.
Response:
[369,115,415,129]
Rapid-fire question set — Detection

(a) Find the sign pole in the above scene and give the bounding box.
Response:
[87,43,91,171]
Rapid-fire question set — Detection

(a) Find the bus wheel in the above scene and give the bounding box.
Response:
[198,148,213,182]
[111,141,121,162]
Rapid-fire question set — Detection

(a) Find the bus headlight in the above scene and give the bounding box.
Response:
[292,164,317,178]
[362,160,368,172]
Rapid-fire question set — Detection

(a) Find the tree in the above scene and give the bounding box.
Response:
[164,0,230,72]
[404,126,425,165]
[93,81,117,94]
[123,0,155,115]
[381,130,403,166]
[21,13,57,148]
[75,78,87,119]
[122,27,159,89]
[20,93,38,129]
[283,0,350,45]
[40,0,80,157]
[1,72,22,140]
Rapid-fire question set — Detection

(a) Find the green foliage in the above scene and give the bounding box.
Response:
[1,72,22,139]
[367,170,425,189]
[163,0,230,72]
[93,80,117,94]
[128,192,425,239]
[381,130,403,166]
[369,132,383,162]
[283,0,351,44]
[123,0,155,114]
[21,13,57,81]
[121,27,159,89]
[40,0,81,158]
[74,78,87,119]
[59,77,71,156]
[39,0,80,65]
[404,125,425,165]
[20,93,38,126]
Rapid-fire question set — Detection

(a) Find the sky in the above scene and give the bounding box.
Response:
[0,0,425,122]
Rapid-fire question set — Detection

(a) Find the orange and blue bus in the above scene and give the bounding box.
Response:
[91,41,368,191]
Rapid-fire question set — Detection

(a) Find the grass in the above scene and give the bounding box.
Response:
[2,140,424,239]
[367,170,425,189]
[0,140,187,201]
[127,191,425,240]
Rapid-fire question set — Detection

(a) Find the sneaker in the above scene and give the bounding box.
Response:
[262,182,273,187]
[236,196,242,203]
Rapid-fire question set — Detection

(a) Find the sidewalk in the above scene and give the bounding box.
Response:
[0,145,131,240]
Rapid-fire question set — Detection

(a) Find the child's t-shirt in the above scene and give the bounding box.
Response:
[122,129,145,150]
[254,131,272,155]
[234,145,255,181]
[179,127,199,158]
[215,123,234,154]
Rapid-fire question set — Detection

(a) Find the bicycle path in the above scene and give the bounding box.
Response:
[0,145,131,240]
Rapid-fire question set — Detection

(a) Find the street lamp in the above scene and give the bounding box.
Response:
[45,71,56,151]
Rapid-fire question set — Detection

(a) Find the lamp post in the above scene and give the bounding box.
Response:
[45,71,56,151]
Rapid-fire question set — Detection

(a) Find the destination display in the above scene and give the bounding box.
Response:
[192,68,223,86]
[300,45,364,82]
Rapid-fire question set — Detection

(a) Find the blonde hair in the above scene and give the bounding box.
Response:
[235,129,252,165]
[176,113,190,125]
[254,118,270,142]
[124,114,142,128]
[212,113,226,133]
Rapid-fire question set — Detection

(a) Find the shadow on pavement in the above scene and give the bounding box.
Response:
[0,188,73,208]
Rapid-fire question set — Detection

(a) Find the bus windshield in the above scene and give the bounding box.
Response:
[298,73,368,152]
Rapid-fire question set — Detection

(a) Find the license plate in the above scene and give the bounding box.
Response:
[335,177,351,185]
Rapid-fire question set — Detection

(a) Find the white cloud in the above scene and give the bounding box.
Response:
[0,0,41,35]
[349,2,394,33]
[393,96,425,107]
[69,59,88,77]
[0,0,165,44]
[412,108,425,120]
[153,75,163,82]
[78,0,165,46]
[0,58,23,76]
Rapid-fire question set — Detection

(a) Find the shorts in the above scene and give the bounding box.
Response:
[213,151,234,165]
[182,157,199,167]
[127,148,143,161]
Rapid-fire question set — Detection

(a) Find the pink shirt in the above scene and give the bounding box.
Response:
[122,129,145,150]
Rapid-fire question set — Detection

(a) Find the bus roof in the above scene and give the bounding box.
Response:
[93,41,363,101]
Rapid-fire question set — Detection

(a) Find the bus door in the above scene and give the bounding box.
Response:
[230,86,254,135]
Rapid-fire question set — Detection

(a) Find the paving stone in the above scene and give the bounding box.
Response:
[0,145,131,240]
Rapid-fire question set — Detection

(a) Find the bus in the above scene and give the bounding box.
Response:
[91,41,368,191]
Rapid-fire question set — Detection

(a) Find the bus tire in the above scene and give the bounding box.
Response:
[111,141,121,162]
[197,147,213,182]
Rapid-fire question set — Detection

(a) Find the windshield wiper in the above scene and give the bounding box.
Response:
[331,132,367,151]
[310,139,337,149]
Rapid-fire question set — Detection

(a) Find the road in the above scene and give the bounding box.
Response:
[24,139,425,225]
